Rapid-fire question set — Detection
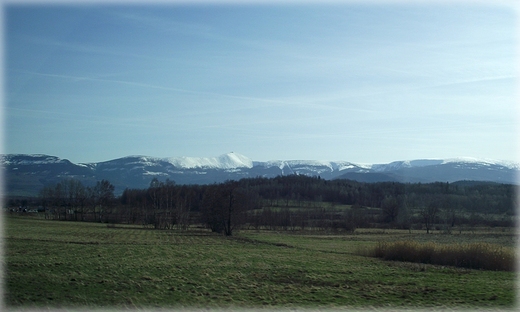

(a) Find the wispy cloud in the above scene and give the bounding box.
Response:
[12,69,285,105]
[16,34,179,63]
[107,9,215,38]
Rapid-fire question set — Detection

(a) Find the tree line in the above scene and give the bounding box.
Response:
[10,175,516,235]
[38,179,115,222]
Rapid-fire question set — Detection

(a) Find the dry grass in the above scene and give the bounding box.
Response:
[363,240,515,271]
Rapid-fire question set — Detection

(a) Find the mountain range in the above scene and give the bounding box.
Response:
[2,152,519,197]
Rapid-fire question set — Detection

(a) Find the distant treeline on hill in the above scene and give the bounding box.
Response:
[7,175,516,235]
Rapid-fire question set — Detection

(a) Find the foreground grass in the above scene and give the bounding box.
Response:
[4,216,517,309]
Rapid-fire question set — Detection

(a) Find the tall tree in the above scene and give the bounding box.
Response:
[200,181,246,236]
[419,200,439,234]
[381,196,399,223]
[93,180,115,222]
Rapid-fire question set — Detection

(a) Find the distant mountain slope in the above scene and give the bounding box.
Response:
[336,162,518,184]
[2,153,518,197]
[1,154,97,197]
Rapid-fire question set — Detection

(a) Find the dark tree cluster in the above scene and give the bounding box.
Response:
[19,174,517,235]
[120,178,204,230]
[38,179,115,222]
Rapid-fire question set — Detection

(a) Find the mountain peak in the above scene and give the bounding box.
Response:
[217,152,253,169]
[165,152,253,169]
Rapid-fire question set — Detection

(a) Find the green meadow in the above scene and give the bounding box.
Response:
[4,215,517,310]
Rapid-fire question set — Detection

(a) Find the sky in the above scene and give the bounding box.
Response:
[3,1,519,164]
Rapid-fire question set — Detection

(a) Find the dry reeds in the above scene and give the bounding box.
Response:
[366,241,515,271]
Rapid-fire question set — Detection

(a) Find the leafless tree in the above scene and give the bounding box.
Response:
[419,201,439,234]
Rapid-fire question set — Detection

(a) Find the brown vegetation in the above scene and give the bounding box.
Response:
[364,240,515,271]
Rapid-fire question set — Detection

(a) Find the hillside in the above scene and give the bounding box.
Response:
[2,153,518,196]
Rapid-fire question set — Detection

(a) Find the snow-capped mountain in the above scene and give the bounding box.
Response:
[370,159,445,172]
[252,159,369,177]
[165,152,253,169]
[2,153,518,196]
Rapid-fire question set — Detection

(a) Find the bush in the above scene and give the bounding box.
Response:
[365,241,515,271]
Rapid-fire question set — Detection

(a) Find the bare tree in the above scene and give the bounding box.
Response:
[93,180,115,222]
[201,181,246,236]
[419,201,439,234]
[63,179,87,221]
[381,197,399,223]
[176,185,194,231]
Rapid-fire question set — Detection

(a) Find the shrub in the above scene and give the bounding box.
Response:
[365,241,515,271]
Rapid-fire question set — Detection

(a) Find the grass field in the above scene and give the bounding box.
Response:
[4,215,518,310]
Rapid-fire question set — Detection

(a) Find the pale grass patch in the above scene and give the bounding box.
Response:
[362,240,515,271]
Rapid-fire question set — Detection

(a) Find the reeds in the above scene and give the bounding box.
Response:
[365,240,515,271]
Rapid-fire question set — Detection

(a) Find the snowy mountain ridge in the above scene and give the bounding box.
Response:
[2,153,519,196]
[91,153,366,172]
[369,158,520,172]
[254,159,364,172]
[3,152,518,171]
[440,157,520,170]
[1,154,69,165]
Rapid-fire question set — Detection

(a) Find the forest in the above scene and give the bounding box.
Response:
[7,175,517,235]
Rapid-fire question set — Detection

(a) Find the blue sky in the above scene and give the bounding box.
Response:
[4,2,518,164]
